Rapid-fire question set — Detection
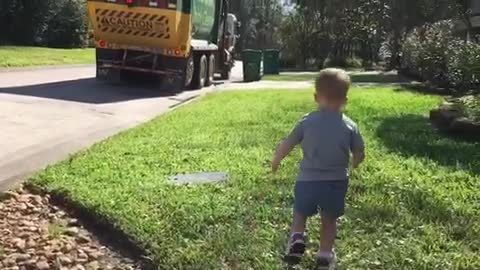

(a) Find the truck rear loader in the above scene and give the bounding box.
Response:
[87,0,238,89]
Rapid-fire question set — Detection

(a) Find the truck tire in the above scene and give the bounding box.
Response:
[95,48,121,83]
[158,76,183,93]
[184,54,195,87]
[191,55,208,89]
[96,66,121,83]
[205,54,215,86]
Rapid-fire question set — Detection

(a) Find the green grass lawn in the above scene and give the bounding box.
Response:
[264,73,411,84]
[0,46,95,68]
[32,88,480,269]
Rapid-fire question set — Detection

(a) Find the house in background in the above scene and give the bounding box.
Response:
[469,0,480,32]
[456,0,480,40]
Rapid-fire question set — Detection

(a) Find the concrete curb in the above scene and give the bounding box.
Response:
[0,64,95,73]
[0,123,128,190]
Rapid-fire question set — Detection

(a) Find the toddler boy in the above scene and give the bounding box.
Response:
[272,68,365,269]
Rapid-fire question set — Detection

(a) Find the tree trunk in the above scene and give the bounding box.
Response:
[464,16,473,41]
[389,27,402,69]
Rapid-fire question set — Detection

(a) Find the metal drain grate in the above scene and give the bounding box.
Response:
[169,172,229,185]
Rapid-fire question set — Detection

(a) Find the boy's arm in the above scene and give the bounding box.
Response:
[350,124,366,169]
[272,140,296,173]
[351,150,365,169]
[272,120,304,173]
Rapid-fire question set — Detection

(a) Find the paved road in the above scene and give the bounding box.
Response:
[0,64,243,190]
[0,61,324,190]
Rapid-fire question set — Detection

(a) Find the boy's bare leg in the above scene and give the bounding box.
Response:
[291,211,307,234]
[319,211,337,254]
[283,211,308,264]
[284,211,308,265]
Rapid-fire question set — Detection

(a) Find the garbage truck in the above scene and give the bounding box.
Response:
[87,0,239,89]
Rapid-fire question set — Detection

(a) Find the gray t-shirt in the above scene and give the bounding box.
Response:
[285,109,365,181]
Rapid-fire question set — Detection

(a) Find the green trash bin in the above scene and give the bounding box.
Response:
[263,49,280,75]
[242,49,263,82]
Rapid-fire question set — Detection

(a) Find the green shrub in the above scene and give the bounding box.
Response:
[42,0,88,48]
[0,0,87,48]
[0,0,51,45]
[401,21,454,86]
[324,56,363,69]
[279,57,297,69]
[448,41,480,90]
[459,95,480,122]
[401,20,480,94]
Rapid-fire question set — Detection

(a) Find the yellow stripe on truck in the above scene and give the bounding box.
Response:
[88,2,192,57]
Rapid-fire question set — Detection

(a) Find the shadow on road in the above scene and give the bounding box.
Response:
[0,77,180,104]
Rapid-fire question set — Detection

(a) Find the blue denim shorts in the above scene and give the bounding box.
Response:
[294,180,349,218]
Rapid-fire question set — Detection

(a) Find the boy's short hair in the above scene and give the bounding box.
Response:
[315,68,351,99]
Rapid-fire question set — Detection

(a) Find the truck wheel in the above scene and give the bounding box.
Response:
[95,48,120,83]
[184,54,195,87]
[159,76,183,93]
[96,66,121,83]
[191,55,207,89]
[205,54,215,86]
[160,54,194,92]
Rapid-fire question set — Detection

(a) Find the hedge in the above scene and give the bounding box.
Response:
[0,0,88,48]
[401,20,480,94]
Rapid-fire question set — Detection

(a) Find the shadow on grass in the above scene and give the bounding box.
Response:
[393,84,452,96]
[375,115,480,248]
[376,114,480,175]
[401,187,478,246]
[348,173,480,252]
[348,180,480,251]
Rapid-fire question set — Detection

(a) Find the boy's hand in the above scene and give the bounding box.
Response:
[271,160,280,174]
[271,140,295,174]
[352,150,365,169]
